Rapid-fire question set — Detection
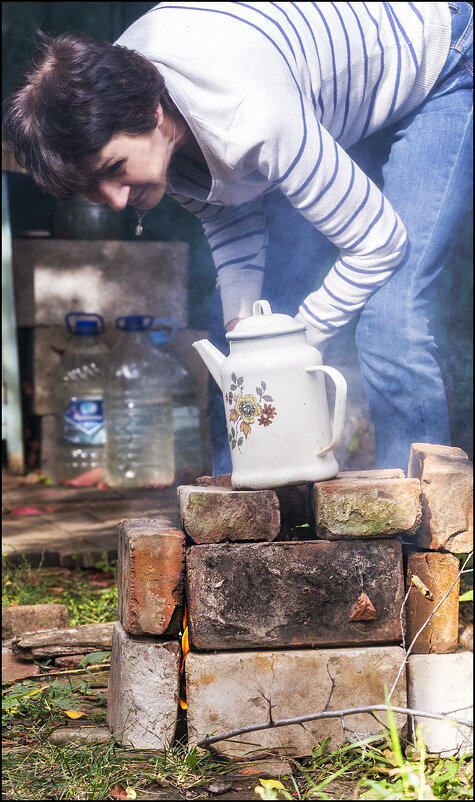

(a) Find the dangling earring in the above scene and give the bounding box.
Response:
[133,119,177,237]
[135,210,146,237]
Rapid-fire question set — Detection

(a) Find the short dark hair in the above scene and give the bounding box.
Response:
[2,30,175,198]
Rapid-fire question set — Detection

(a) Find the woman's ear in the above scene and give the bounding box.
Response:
[154,104,164,127]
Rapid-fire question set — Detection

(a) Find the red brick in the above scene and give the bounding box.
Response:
[177,485,280,543]
[118,518,185,636]
[407,443,473,553]
[406,552,460,653]
[314,478,421,539]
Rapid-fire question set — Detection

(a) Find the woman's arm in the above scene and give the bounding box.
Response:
[226,83,408,347]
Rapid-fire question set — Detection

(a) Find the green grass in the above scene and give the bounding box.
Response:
[2,679,473,801]
[2,552,118,626]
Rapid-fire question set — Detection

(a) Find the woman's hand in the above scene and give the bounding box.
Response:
[225,318,243,332]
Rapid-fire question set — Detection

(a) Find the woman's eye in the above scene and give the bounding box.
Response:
[108,160,125,175]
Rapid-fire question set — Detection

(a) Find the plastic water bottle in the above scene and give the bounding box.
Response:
[55,313,108,481]
[149,319,203,482]
[105,315,175,487]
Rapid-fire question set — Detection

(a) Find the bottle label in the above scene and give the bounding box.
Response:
[63,399,106,444]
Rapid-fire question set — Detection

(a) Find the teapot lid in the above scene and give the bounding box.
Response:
[226,300,305,341]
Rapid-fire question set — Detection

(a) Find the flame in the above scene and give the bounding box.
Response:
[180,601,190,674]
[179,601,189,712]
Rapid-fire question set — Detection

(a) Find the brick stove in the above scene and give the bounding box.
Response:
[106,443,473,757]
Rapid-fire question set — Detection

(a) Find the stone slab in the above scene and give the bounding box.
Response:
[186,646,407,758]
[178,485,280,544]
[48,726,112,745]
[2,483,181,568]
[407,443,473,553]
[118,518,185,636]
[313,478,421,539]
[2,603,69,640]
[106,621,181,750]
[186,539,405,650]
[407,650,473,755]
[406,553,460,654]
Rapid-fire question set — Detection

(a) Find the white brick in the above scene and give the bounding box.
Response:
[186,646,407,758]
[407,650,473,755]
[107,622,181,749]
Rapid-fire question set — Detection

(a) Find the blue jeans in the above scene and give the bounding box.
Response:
[209,1,473,475]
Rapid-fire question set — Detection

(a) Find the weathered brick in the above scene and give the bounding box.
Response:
[106,622,181,749]
[407,443,473,553]
[405,553,460,654]
[186,539,405,650]
[407,650,473,755]
[196,476,309,537]
[313,478,421,539]
[2,603,69,640]
[118,519,185,636]
[337,469,405,480]
[177,485,280,544]
[196,474,233,487]
[186,646,407,759]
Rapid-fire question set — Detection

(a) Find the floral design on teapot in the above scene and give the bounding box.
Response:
[225,374,276,451]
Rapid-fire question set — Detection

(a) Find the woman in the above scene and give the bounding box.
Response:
[3,2,472,472]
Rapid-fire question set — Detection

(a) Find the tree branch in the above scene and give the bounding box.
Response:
[196,704,473,748]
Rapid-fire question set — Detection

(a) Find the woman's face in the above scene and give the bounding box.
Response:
[84,105,176,211]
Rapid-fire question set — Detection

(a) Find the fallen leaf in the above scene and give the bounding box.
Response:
[109,784,137,800]
[348,590,377,621]
[259,779,285,790]
[64,710,88,719]
[410,574,434,601]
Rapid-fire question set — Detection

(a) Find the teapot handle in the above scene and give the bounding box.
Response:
[305,365,347,456]
[252,300,272,316]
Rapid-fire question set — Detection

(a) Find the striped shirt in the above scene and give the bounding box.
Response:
[117,2,451,343]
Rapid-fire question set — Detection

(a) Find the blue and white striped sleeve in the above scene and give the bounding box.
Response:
[227,82,408,346]
[169,194,268,326]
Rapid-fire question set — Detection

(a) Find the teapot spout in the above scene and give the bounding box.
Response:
[192,339,225,387]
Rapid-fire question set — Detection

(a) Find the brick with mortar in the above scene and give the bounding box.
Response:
[405,552,460,654]
[313,478,421,539]
[186,646,407,759]
[407,443,473,553]
[177,485,280,543]
[118,518,185,636]
[186,539,405,650]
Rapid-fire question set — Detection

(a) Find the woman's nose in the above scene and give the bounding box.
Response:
[98,180,130,210]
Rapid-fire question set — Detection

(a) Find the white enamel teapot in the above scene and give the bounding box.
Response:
[193,300,347,489]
